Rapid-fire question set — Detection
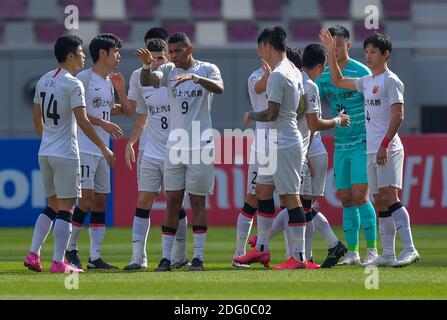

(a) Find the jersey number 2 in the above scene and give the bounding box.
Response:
[40,92,60,125]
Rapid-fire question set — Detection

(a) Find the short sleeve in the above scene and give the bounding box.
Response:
[153,63,174,88]
[136,93,147,115]
[204,63,222,82]
[76,70,90,92]
[33,80,41,104]
[128,69,141,101]
[386,77,404,105]
[355,76,367,93]
[69,82,86,109]
[304,83,320,114]
[266,72,284,104]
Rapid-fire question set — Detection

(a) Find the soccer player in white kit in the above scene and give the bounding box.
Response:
[125,29,189,270]
[138,32,224,271]
[234,26,318,270]
[123,38,188,270]
[24,35,115,273]
[232,58,270,268]
[320,30,419,267]
[65,34,133,270]
[248,45,350,267]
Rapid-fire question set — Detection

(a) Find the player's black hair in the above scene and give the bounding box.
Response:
[144,27,169,43]
[363,32,392,55]
[328,25,350,39]
[168,32,192,46]
[286,46,303,69]
[147,38,168,55]
[54,34,83,63]
[303,43,327,69]
[89,33,122,63]
[257,26,287,53]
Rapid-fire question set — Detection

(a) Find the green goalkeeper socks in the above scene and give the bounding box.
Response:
[343,206,360,252]
[358,202,377,249]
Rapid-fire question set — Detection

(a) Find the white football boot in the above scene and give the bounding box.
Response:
[337,251,361,266]
[394,249,420,267]
[360,248,379,266]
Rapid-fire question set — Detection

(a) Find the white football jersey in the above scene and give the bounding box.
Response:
[76,68,114,156]
[154,61,222,150]
[137,85,170,160]
[355,69,404,154]
[266,59,304,149]
[128,68,150,152]
[297,72,321,158]
[248,68,269,153]
[34,67,86,160]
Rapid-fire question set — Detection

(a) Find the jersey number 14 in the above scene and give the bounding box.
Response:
[40,92,60,125]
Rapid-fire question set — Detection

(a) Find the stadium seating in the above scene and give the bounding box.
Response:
[192,0,221,20]
[383,0,410,19]
[0,0,27,20]
[35,23,65,43]
[64,0,94,20]
[290,21,321,41]
[320,0,349,19]
[222,0,253,20]
[0,0,444,48]
[254,0,282,20]
[164,21,195,41]
[228,21,257,42]
[127,0,155,20]
[101,22,130,42]
[94,0,126,20]
[196,21,226,46]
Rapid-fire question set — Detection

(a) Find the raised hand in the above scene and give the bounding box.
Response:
[319,28,335,51]
[136,48,155,65]
[261,59,272,76]
[110,72,125,92]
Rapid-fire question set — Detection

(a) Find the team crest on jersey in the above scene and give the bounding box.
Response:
[92,97,112,108]
[373,86,379,94]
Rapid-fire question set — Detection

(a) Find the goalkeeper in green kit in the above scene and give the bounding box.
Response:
[315,25,378,266]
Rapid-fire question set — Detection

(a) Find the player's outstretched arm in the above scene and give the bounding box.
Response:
[87,114,123,140]
[254,59,271,94]
[32,103,43,139]
[74,107,116,167]
[125,114,148,170]
[136,48,160,87]
[319,29,357,91]
[244,101,280,127]
[172,74,224,94]
[306,111,350,131]
[110,72,133,117]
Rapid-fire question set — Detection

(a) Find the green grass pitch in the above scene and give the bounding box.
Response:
[0,226,446,299]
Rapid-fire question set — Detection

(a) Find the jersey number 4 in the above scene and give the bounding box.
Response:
[40,92,60,125]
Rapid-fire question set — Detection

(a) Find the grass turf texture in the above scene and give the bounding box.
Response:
[0,226,446,299]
